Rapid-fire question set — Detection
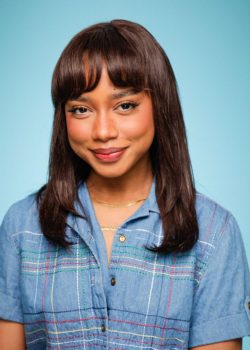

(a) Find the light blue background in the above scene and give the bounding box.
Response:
[0,0,249,347]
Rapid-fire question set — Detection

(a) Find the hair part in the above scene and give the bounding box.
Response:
[37,19,198,252]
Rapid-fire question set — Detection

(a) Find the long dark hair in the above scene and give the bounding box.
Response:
[37,19,198,253]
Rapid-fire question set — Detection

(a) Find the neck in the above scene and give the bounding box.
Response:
[86,162,153,203]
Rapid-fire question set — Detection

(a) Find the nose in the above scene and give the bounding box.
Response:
[92,112,118,141]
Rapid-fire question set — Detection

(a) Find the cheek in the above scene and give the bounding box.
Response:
[66,118,88,144]
[124,109,155,143]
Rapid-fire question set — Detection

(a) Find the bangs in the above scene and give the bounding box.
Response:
[52,25,149,106]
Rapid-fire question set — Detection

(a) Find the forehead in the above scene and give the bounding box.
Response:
[81,50,147,91]
[68,65,144,102]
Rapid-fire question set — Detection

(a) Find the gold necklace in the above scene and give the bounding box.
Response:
[100,226,118,231]
[92,197,146,208]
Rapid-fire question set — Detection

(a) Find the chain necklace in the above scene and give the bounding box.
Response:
[92,197,146,208]
[100,226,118,231]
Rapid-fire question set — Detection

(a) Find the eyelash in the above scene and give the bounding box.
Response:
[116,102,139,112]
[67,106,88,115]
[67,101,139,116]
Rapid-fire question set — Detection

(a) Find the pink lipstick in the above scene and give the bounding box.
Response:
[91,147,127,162]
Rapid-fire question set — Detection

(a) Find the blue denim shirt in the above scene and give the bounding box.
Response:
[0,180,250,349]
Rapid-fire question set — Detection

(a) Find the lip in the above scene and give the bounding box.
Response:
[92,147,126,155]
[91,147,127,162]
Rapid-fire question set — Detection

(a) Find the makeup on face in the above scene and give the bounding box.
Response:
[65,68,155,180]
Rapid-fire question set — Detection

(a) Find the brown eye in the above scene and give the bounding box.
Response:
[68,107,88,115]
[118,102,139,111]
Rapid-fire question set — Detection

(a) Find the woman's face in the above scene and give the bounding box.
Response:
[65,67,155,180]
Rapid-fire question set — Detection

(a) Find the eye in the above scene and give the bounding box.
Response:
[117,102,139,112]
[67,106,89,116]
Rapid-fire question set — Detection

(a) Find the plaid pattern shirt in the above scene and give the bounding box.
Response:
[0,180,250,349]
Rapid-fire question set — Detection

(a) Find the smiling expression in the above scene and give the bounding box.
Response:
[65,68,155,180]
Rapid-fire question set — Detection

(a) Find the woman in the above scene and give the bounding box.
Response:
[0,19,249,350]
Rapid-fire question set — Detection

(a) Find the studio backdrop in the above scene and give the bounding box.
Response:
[0,1,249,348]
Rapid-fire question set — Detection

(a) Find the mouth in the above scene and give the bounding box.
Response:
[91,147,127,162]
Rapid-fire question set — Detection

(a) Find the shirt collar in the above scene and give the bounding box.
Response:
[80,176,160,216]
[147,177,160,214]
[66,176,160,233]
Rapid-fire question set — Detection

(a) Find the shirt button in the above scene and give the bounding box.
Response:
[111,277,116,286]
[101,324,106,332]
[119,234,126,243]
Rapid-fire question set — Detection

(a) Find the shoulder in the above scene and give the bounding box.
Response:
[196,191,232,223]
[0,193,42,247]
[195,191,236,241]
[2,193,38,225]
[193,192,243,283]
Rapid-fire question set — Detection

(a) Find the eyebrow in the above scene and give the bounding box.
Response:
[110,88,140,99]
[73,88,140,102]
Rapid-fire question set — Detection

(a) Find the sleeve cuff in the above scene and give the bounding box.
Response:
[189,312,250,348]
[0,290,24,323]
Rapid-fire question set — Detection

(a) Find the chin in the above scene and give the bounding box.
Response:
[94,170,127,179]
[90,164,131,180]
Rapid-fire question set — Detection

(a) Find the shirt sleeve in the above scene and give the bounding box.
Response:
[189,214,250,348]
[0,210,24,323]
